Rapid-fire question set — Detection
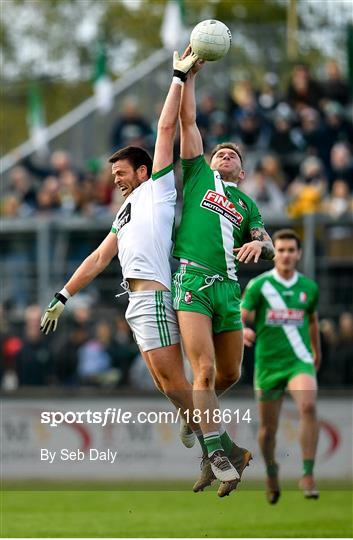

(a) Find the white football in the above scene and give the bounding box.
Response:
[190,19,232,61]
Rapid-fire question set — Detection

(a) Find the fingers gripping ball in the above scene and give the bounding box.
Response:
[40,294,66,334]
[173,50,199,81]
[190,19,232,61]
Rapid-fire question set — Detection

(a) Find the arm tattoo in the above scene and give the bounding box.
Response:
[250,228,275,260]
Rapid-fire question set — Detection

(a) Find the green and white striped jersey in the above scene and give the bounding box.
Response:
[173,155,264,280]
[242,269,319,367]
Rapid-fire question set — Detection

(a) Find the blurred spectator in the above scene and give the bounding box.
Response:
[128,352,157,391]
[111,97,153,151]
[287,156,327,217]
[21,149,82,182]
[322,180,353,258]
[299,107,331,168]
[258,72,282,114]
[54,323,89,385]
[1,328,22,391]
[228,79,257,118]
[16,305,54,385]
[76,321,120,387]
[321,60,351,107]
[287,63,323,112]
[318,318,338,385]
[323,101,353,152]
[242,161,286,215]
[321,179,353,219]
[328,142,353,189]
[113,315,138,386]
[268,103,305,178]
[7,166,37,216]
[258,153,287,190]
[336,313,353,385]
[232,109,271,152]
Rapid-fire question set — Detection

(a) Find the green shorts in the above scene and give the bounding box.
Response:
[255,361,316,401]
[172,264,242,333]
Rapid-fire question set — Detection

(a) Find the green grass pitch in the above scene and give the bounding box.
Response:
[1,482,352,537]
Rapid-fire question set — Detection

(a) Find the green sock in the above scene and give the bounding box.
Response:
[303,459,314,476]
[203,431,223,457]
[266,462,278,477]
[195,429,208,455]
[219,427,234,456]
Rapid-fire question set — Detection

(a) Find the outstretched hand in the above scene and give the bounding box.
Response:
[179,44,205,75]
[234,240,262,264]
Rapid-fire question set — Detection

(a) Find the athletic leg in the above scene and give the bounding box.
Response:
[177,310,238,482]
[214,329,243,395]
[142,344,198,432]
[287,373,319,498]
[258,395,283,503]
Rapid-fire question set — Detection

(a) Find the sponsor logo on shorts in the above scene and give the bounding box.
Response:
[200,190,244,228]
[266,308,305,327]
[184,291,192,304]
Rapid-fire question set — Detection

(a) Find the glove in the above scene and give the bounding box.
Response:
[173,50,199,82]
[40,293,67,334]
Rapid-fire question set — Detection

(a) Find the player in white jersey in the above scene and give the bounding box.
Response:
[40,49,200,447]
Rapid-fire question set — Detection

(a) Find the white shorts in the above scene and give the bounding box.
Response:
[125,290,180,352]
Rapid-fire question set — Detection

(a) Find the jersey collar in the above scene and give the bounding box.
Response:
[215,170,238,188]
[271,268,299,288]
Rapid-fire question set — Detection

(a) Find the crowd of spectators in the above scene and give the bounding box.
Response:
[1,59,352,390]
[1,301,352,391]
[2,60,353,222]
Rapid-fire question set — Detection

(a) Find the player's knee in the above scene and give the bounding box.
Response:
[300,401,317,417]
[258,425,276,442]
[194,363,215,389]
[217,369,240,391]
[161,375,190,399]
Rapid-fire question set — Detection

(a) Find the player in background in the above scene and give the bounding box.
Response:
[40,49,200,447]
[172,58,275,497]
[241,229,321,503]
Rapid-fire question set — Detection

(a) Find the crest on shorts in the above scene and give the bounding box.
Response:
[299,291,307,303]
[184,291,192,304]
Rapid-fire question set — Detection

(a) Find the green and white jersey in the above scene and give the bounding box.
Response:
[173,155,264,280]
[242,269,319,368]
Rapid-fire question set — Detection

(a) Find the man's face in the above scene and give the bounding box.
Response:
[274,239,301,273]
[210,148,244,182]
[112,159,143,198]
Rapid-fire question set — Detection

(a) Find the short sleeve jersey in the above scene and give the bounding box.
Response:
[111,164,176,290]
[242,269,319,368]
[173,155,264,280]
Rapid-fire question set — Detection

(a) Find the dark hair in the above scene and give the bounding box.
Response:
[210,142,244,168]
[108,146,153,177]
[273,228,301,249]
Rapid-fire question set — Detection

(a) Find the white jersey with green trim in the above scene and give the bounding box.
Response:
[111,165,176,290]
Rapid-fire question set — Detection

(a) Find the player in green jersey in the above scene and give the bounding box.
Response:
[172,58,275,496]
[241,229,321,503]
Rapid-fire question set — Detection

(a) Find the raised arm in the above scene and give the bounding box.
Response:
[179,62,205,159]
[153,49,198,173]
[40,232,118,334]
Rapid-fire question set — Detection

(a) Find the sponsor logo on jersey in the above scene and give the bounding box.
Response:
[266,308,305,327]
[116,203,131,232]
[299,291,307,303]
[238,198,247,210]
[200,190,244,228]
[184,291,192,304]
